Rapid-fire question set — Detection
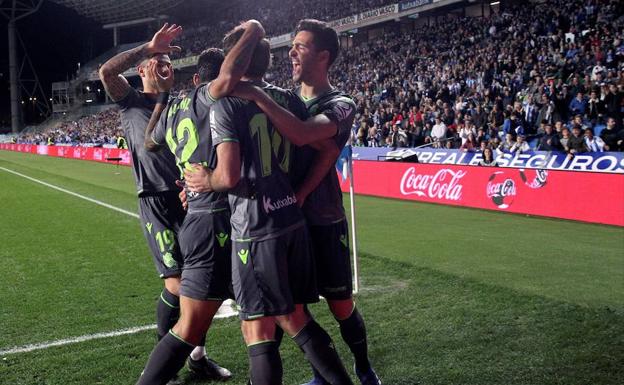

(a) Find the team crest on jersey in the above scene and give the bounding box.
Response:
[163,252,177,268]
[332,100,353,121]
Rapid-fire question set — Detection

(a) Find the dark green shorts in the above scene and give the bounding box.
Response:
[138,192,185,278]
[309,219,353,300]
[178,209,232,301]
[232,226,319,320]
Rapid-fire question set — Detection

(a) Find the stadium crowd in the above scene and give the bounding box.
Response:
[274,0,624,154]
[18,0,624,154]
[175,0,396,57]
[16,108,122,146]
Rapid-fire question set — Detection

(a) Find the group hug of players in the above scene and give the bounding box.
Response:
[98,18,381,385]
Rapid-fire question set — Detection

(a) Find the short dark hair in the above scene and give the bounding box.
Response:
[295,19,340,67]
[223,27,270,78]
[197,48,224,83]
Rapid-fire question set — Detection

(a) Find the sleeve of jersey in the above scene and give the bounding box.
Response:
[210,100,239,147]
[321,97,356,138]
[150,108,169,145]
[114,88,138,110]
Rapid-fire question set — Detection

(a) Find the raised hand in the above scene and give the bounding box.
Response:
[240,19,266,38]
[147,23,183,55]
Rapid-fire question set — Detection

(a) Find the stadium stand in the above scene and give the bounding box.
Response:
[18,0,624,153]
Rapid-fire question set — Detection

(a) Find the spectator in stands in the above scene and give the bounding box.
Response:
[499,133,516,152]
[459,133,477,152]
[567,125,589,155]
[560,127,572,153]
[478,147,498,167]
[601,117,624,151]
[536,95,558,127]
[510,134,531,154]
[586,90,602,125]
[569,92,587,116]
[584,128,606,152]
[431,116,447,148]
[522,95,539,134]
[537,124,562,151]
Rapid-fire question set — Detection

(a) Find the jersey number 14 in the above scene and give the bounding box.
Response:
[250,113,290,177]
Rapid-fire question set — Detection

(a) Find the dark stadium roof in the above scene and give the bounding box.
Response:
[49,0,187,24]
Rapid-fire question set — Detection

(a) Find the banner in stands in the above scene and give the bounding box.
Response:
[351,147,624,174]
[399,0,433,12]
[269,33,294,47]
[328,14,359,30]
[0,144,131,166]
[358,4,399,22]
[340,160,624,226]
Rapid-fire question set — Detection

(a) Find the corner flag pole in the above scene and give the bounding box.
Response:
[346,145,360,294]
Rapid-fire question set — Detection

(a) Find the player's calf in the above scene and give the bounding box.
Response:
[242,317,283,385]
[278,306,353,385]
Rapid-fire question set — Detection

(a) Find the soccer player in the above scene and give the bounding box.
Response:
[184,26,354,385]
[227,19,382,385]
[98,23,229,382]
[136,21,267,385]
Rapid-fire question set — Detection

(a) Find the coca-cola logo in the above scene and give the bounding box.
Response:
[486,172,517,209]
[400,167,465,201]
[519,168,548,189]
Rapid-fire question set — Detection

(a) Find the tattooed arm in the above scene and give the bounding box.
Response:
[99,23,182,102]
[145,61,175,152]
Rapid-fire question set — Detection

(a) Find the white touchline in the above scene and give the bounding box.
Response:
[0,307,238,356]
[0,166,239,355]
[0,166,139,218]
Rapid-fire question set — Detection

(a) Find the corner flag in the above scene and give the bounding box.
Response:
[336,144,360,293]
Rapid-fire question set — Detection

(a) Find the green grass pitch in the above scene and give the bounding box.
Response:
[0,150,622,385]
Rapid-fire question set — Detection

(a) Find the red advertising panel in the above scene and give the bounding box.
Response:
[340,160,624,226]
[3,144,623,225]
[0,144,131,166]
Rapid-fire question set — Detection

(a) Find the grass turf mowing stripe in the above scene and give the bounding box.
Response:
[0,301,238,356]
[0,166,139,218]
[0,165,238,351]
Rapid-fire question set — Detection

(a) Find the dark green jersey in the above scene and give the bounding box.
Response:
[293,87,357,225]
[210,82,309,241]
[151,83,227,212]
[116,89,179,195]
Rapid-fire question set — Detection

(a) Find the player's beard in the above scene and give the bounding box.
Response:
[292,61,303,82]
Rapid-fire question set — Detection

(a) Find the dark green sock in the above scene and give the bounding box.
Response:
[338,307,371,372]
[136,331,194,385]
[293,320,353,385]
[248,341,283,385]
[156,288,179,340]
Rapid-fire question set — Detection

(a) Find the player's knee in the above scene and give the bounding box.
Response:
[241,318,275,344]
[328,298,354,320]
[164,276,181,296]
[276,305,310,336]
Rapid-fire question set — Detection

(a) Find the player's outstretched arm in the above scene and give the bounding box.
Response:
[184,142,241,193]
[208,20,265,100]
[296,139,340,206]
[232,84,337,146]
[144,61,175,151]
[99,23,182,101]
